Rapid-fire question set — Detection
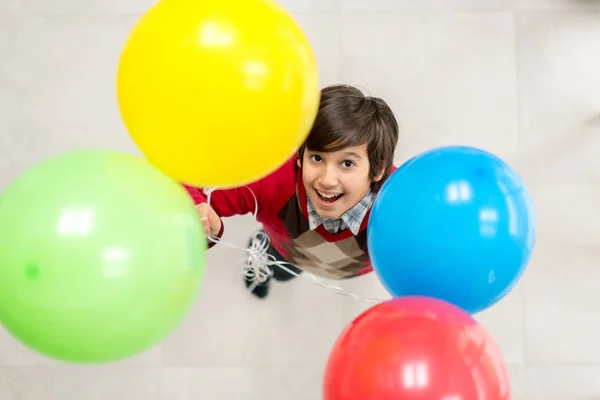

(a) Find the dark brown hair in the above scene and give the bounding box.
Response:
[298,84,399,192]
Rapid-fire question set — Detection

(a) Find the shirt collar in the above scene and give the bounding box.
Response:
[307,190,374,235]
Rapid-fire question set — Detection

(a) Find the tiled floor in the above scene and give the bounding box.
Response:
[1,0,599,398]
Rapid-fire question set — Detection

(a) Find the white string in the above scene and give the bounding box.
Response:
[203,186,385,305]
[205,187,216,205]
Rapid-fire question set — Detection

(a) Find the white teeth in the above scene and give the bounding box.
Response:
[317,190,342,199]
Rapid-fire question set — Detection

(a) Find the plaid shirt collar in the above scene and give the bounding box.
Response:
[307,190,374,235]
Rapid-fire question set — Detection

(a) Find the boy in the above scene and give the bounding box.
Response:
[184,84,399,299]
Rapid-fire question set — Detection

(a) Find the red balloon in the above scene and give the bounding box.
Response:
[323,296,510,400]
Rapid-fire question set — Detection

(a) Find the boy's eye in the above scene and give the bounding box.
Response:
[310,155,322,162]
[342,160,355,168]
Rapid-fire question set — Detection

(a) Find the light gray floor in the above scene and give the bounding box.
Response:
[1,0,599,398]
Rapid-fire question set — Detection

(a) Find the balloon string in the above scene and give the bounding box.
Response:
[204,186,386,305]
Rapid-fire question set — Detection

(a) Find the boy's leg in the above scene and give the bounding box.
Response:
[265,243,303,281]
[243,230,303,299]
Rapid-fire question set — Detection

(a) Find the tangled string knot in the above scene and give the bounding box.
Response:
[243,230,274,284]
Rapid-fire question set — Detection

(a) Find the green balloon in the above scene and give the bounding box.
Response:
[0,150,206,363]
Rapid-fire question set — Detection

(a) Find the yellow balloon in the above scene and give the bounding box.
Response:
[117,0,320,188]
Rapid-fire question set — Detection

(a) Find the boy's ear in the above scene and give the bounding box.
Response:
[296,156,302,168]
[373,168,385,182]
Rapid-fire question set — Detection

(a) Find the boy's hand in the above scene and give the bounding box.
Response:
[196,203,222,237]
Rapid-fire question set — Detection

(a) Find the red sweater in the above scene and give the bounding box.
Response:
[184,156,376,280]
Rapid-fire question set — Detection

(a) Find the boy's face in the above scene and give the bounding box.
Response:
[300,144,383,219]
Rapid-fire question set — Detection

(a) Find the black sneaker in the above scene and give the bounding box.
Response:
[244,275,270,299]
[272,264,303,282]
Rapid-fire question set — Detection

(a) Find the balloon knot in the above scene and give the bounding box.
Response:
[243,230,273,284]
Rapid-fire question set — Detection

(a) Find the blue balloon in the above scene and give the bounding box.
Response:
[367,146,536,314]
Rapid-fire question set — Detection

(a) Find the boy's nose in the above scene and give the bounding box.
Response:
[319,167,338,188]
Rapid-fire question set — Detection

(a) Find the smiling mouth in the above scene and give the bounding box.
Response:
[315,189,343,204]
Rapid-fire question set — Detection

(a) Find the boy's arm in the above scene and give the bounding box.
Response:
[182,182,262,247]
